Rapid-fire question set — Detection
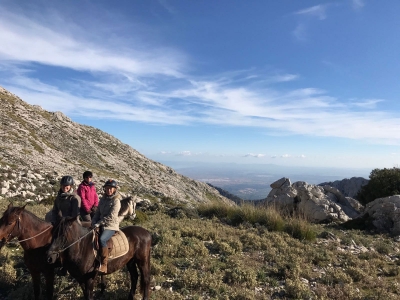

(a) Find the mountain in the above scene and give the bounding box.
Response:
[0,86,233,205]
[318,177,369,199]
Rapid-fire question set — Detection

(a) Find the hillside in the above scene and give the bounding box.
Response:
[0,86,233,206]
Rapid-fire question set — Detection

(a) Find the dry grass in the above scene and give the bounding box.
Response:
[1,201,400,299]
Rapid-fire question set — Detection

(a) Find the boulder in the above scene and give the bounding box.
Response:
[361,195,400,235]
[264,177,363,223]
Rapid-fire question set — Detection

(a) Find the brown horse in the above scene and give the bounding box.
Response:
[0,203,56,300]
[47,216,151,300]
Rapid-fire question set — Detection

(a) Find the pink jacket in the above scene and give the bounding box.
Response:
[77,181,99,214]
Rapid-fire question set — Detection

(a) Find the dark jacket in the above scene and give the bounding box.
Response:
[51,189,81,223]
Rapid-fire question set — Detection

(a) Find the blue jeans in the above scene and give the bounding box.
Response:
[99,229,115,248]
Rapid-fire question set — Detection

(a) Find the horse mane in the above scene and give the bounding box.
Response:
[5,206,47,224]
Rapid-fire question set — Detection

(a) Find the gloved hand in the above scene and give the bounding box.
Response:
[91,206,98,213]
[94,223,101,228]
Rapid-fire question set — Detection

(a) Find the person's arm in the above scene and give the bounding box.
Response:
[80,186,91,213]
[93,188,99,208]
[71,195,81,218]
[91,202,101,226]
[51,200,58,224]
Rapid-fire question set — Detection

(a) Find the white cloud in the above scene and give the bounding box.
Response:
[0,8,185,78]
[350,99,384,109]
[295,5,328,20]
[292,24,307,41]
[178,151,192,156]
[1,3,400,147]
[352,0,365,10]
[244,153,265,158]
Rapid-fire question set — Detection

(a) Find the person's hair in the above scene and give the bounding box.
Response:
[83,171,93,179]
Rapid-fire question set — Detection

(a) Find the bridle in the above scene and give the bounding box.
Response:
[47,220,95,257]
[2,214,52,245]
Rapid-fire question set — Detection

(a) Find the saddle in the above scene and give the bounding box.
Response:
[93,229,129,260]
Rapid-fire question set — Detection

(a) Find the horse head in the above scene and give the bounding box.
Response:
[47,215,80,264]
[0,203,27,249]
[119,196,137,221]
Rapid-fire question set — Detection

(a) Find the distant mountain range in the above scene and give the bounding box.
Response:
[167,161,370,200]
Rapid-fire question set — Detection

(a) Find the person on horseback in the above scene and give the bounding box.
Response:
[51,175,81,224]
[91,179,122,274]
[77,171,99,222]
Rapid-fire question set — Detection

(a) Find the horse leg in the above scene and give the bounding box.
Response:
[43,271,55,300]
[137,258,151,300]
[100,275,107,294]
[80,279,95,300]
[31,272,41,300]
[127,260,139,300]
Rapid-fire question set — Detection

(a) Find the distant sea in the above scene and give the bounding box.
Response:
[161,161,371,200]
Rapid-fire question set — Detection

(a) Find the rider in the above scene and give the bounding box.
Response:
[91,179,122,274]
[51,175,81,224]
[77,171,99,222]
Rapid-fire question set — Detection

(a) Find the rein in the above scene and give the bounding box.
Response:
[51,227,95,254]
[6,216,53,245]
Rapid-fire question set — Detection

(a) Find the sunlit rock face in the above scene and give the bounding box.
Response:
[264,177,364,223]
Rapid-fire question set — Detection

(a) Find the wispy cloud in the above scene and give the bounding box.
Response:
[244,153,265,158]
[1,3,400,147]
[295,5,328,20]
[352,0,365,10]
[350,99,384,109]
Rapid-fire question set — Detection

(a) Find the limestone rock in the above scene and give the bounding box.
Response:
[264,177,364,223]
[362,196,400,235]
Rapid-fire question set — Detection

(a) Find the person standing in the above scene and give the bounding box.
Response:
[91,179,122,274]
[51,175,81,224]
[77,171,99,222]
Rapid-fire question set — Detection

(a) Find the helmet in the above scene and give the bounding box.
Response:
[83,171,93,179]
[103,179,118,188]
[60,175,74,186]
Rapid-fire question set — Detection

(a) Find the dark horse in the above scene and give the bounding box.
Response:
[0,203,56,300]
[47,216,151,300]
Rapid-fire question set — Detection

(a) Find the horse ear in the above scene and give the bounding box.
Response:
[58,210,63,218]
[21,204,27,210]
[7,202,13,209]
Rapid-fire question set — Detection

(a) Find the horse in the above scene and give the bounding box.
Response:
[0,203,56,300]
[47,216,152,300]
[0,201,132,299]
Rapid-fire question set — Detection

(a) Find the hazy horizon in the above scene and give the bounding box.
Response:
[160,160,371,200]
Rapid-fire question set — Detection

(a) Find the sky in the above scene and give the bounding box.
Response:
[0,0,399,172]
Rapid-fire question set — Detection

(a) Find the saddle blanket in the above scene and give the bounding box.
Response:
[93,231,129,260]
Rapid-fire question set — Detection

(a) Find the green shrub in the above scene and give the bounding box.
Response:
[357,167,400,205]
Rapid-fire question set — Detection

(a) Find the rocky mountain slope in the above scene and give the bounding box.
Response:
[0,86,233,205]
[318,177,369,198]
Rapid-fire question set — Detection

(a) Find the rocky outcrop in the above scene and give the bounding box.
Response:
[361,196,400,235]
[264,177,363,223]
[318,177,369,198]
[0,87,233,206]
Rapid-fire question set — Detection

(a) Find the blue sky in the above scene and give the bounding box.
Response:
[0,0,399,171]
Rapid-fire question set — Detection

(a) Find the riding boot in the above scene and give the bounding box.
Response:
[98,246,108,274]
